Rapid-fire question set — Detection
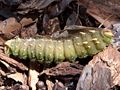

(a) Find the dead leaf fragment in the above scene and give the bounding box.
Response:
[7,72,24,84]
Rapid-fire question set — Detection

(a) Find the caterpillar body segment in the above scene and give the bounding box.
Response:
[4,28,114,64]
[73,37,87,58]
[27,39,36,61]
[54,41,65,64]
[64,40,77,62]
[19,39,28,59]
[45,40,54,64]
[35,39,45,63]
[81,33,100,56]
[92,31,106,50]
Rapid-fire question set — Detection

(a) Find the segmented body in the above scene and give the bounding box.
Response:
[4,29,113,64]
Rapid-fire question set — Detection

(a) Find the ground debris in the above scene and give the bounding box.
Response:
[40,62,84,85]
[89,45,120,86]
[0,0,120,89]
[0,49,28,71]
[76,63,112,90]
[28,61,40,90]
[79,0,120,27]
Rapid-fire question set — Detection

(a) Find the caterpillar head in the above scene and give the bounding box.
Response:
[4,38,21,56]
[4,40,13,56]
[103,29,114,38]
[101,29,114,44]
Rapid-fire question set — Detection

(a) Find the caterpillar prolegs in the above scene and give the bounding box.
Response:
[4,28,114,64]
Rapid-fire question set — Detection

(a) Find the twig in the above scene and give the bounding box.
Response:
[98,14,114,28]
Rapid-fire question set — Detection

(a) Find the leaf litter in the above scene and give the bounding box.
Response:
[0,0,120,90]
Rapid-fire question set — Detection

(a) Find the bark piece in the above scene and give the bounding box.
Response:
[28,61,40,90]
[76,65,92,90]
[53,80,66,90]
[20,23,37,38]
[18,0,59,10]
[0,6,17,18]
[65,11,81,27]
[76,63,112,90]
[44,17,61,35]
[2,0,22,6]
[46,79,54,90]
[0,51,28,71]
[0,17,21,34]
[0,17,21,40]
[80,0,120,27]
[40,62,84,83]
[0,60,16,73]
[89,45,120,86]
[7,72,24,84]
[40,62,83,76]
[43,0,76,25]
[20,18,35,27]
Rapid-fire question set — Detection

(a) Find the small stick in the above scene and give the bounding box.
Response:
[98,14,114,28]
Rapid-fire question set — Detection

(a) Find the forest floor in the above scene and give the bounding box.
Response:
[0,0,120,90]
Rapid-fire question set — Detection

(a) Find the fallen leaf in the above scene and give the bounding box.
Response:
[7,72,24,84]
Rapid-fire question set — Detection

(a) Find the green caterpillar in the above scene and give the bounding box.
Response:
[4,28,114,64]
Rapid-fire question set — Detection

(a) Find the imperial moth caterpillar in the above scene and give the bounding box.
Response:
[4,27,114,64]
